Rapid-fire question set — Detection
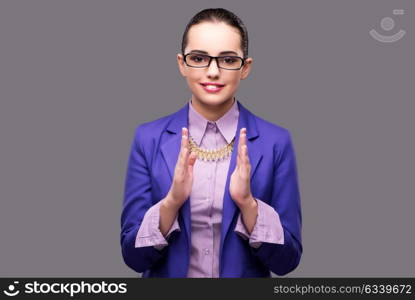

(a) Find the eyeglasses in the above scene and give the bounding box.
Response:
[183,53,245,70]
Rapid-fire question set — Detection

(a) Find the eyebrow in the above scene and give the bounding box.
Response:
[189,49,239,56]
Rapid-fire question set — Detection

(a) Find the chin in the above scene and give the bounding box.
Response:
[199,97,230,106]
[196,92,233,102]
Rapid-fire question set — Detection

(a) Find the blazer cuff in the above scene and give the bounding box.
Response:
[135,200,181,250]
[234,197,284,248]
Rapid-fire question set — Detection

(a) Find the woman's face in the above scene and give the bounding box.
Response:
[177,21,253,108]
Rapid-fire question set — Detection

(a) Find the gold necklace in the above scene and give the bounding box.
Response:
[188,135,235,162]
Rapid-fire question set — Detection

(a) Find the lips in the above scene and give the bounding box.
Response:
[200,83,225,93]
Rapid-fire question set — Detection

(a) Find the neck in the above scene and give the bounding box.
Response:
[190,97,235,121]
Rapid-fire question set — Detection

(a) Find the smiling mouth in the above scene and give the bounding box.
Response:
[200,84,225,92]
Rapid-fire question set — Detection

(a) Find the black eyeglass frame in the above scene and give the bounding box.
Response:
[183,53,246,70]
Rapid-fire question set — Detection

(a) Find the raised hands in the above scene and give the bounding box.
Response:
[165,127,254,211]
[165,127,197,209]
[229,128,255,209]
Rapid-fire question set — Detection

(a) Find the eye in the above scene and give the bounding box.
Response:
[189,55,205,62]
[223,57,237,64]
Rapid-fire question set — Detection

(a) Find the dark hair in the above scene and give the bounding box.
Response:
[181,8,249,59]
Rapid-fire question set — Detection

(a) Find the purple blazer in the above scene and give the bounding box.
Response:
[121,100,302,277]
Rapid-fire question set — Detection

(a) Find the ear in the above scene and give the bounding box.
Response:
[240,57,253,80]
[177,53,187,77]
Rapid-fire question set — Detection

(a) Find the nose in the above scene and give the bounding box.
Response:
[206,58,220,77]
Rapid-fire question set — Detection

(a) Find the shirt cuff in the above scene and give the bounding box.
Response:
[135,200,181,250]
[234,198,284,248]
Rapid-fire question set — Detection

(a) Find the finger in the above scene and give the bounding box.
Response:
[241,128,247,148]
[180,128,189,166]
[181,127,189,148]
[243,145,249,165]
[237,128,245,167]
[240,128,247,153]
[187,152,197,176]
[236,150,241,170]
[180,128,185,153]
[237,128,244,155]
[241,137,247,166]
[188,152,197,166]
[239,145,244,167]
[237,143,243,171]
[240,145,250,177]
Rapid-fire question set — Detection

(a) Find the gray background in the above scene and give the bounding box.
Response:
[0,0,413,277]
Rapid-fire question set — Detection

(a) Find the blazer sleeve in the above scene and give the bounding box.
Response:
[120,125,168,273]
[249,129,303,276]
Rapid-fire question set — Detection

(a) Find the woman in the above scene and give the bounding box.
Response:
[121,8,302,278]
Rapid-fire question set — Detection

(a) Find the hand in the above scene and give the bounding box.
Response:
[165,127,197,210]
[229,128,255,209]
